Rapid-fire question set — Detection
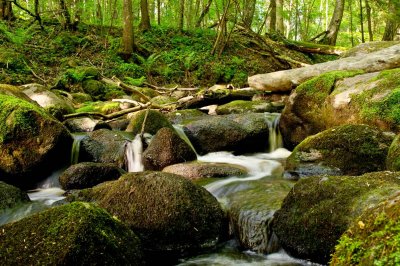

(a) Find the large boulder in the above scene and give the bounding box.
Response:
[126,109,174,136]
[331,193,400,265]
[285,124,393,178]
[79,129,129,169]
[272,172,400,264]
[387,134,400,171]
[0,84,33,102]
[216,100,283,115]
[0,202,144,265]
[0,181,30,211]
[63,117,111,132]
[59,162,125,190]
[143,127,196,171]
[0,95,73,188]
[280,69,400,149]
[70,171,226,263]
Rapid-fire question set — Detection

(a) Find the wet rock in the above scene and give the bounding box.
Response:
[166,109,207,124]
[126,109,174,136]
[70,171,226,263]
[143,127,196,171]
[64,117,111,132]
[285,124,393,177]
[163,162,247,180]
[216,100,284,114]
[0,181,30,211]
[0,94,73,188]
[0,202,144,265]
[59,162,125,190]
[387,134,400,171]
[273,171,400,264]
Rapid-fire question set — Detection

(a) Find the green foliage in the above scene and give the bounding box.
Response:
[0,22,35,47]
[124,76,146,86]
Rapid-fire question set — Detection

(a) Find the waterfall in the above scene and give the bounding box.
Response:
[265,113,283,152]
[71,133,86,165]
[173,124,197,155]
[125,134,144,172]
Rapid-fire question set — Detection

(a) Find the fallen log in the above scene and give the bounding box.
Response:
[248,44,400,92]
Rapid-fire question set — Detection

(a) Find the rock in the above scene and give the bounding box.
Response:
[272,171,400,264]
[70,171,226,262]
[285,124,393,178]
[0,181,30,211]
[387,134,400,171]
[166,109,207,124]
[107,118,130,131]
[0,84,34,102]
[79,129,129,169]
[0,95,73,188]
[248,43,400,92]
[150,95,177,106]
[341,41,400,58]
[70,92,93,103]
[0,202,144,265]
[216,100,284,114]
[63,117,111,132]
[163,162,247,180]
[21,83,75,119]
[143,127,196,171]
[82,79,106,100]
[331,193,400,265]
[55,66,101,91]
[227,179,293,254]
[126,109,174,136]
[59,162,125,190]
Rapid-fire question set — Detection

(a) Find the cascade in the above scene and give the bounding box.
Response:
[125,134,144,172]
[71,133,86,165]
[173,124,197,155]
[265,113,283,152]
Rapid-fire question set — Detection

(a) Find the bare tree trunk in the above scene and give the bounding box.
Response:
[196,0,213,27]
[365,0,373,41]
[269,0,276,32]
[319,0,345,46]
[276,0,284,33]
[139,0,151,31]
[60,0,72,29]
[242,0,256,29]
[122,0,134,58]
[0,0,13,20]
[179,0,185,31]
[157,0,160,25]
[382,0,397,41]
[348,0,354,47]
[359,0,365,43]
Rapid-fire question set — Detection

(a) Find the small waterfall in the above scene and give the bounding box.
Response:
[265,113,283,152]
[71,133,86,164]
[125,134,144,172]
[173,124,197,155]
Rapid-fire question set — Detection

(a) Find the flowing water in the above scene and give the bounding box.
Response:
[71,132,87,165]
[125,134,145,172]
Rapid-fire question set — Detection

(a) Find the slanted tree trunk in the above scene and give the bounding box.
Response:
[0,0,13,20]
[139,0,151,31]
[122,0,135,58]
[196,0,213,27]
[319,0,345,45]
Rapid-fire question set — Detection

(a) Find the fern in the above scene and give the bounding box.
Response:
[0,22,35,47]
[124,76,146,86]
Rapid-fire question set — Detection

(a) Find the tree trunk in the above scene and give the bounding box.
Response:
[0,0,13,20]
[382,0,397,41]
[179,0,185,31]
[122,0,134,57]
[319,0,345,46]
[359,0,365,43]
[196,0,213,27]
[365,0,373,41]
[269,0,276,32]
[139,0,151,31]
[276,0,284,34]
[60,0,72,29]
[242,0,256,29]
[157,0,160,25]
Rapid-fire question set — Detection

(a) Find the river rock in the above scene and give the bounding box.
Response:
[280,69,400,149]
[142,127,196,171]
[387,134,400,171]
[63,117,111,132]
[59,162,125,190]
[70,171,226,263]
[331,193,400,265]
[126,109,174,136]
[0,202,144,265]
[163,162,247,180]
[0,84,34,102]
[166,109,207,124]
[0,181,30,211]
[272,171,400,264]
[285,124,393,178]
[227,179,293,254]
[0,94,73,188]
[21,83,75,119]
[216,100,284,114]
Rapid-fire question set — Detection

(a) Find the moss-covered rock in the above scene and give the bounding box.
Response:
[71,92,93,103]
[143,127,196,170]
[285,124,393,178]
[331,193,400,266]
[0,202,144,265]
[82,79,106,100]
[0,181,30,211]
[75,101,121,115]
[163,161,247,180]
[0,94,73,188]
[126,109,174,136]
[131,87,160,102]
[0,84,34,102]
[387,135,400,171]
[216,100,283,115]
[166,109,208,124]
[70,171,226,262]
[150,95,177,106]
[59,162,125,190]
[272,171,400,264]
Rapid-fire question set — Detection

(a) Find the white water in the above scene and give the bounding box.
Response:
[71,133,86,165]
[125,134,144,172]
[173,124,197,154]
[28,168,67,205]
[265,113,283,152]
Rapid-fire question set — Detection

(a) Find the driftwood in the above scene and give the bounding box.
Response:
[248,44,400,92]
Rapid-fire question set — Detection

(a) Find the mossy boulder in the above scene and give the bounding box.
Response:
[163,162,247,180]
[82,79,106,100]
[0,95,73,188]
[59,162,125,190]
[79,129,128,169]
[0,202,144,265]
[0,181,30,211]
[387,134,400,171]
[126,109,174,136]
[142,127,196,170]
[331,193,400,266]
[131,87,160,102]
[285,124,393,178]
[166,109,207,124]
[0,84,34,102]
[216,100,283,114]
[272,172,400,264]
[70,92,93,103]
[150,95,177,106]
[55,66,100,91]
[280,69,400,149]
[70,171,226,262]
[63,117,111,132]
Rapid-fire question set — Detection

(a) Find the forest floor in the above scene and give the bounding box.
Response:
[0,20,338,88]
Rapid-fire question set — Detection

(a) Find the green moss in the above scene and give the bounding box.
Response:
[0,47,27,72]
[126,109,174,135]
[150,95,177,106]
[0,181,30,210]
[75,101,120,115]
[0,202,144,265]
[387,135,400,171]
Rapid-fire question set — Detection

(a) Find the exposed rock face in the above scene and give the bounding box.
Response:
[0,181,30,211]
[0,202,144,265]
[70,171,226,262]
[142,127,196,171]
[59,162,125,190]
[0,94,72,188]
[285,124,393,178]
[272,172,400,265]
[280,69,400,149]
